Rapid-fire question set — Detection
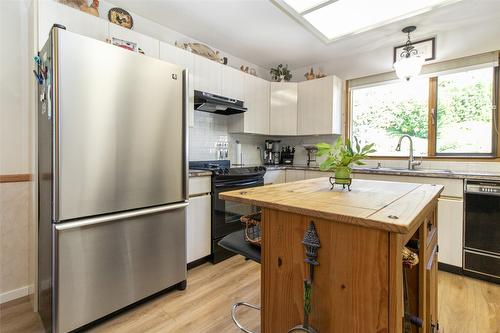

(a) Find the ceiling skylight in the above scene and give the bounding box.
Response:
[281,0,329,13]
[275,0,462,43]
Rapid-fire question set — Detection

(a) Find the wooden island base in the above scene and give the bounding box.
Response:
[221,178,443,333]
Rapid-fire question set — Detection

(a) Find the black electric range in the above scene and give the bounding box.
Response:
[189,160,266,263]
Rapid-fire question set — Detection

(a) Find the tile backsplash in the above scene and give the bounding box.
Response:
[189,111,228,161]
[189,111,340,165]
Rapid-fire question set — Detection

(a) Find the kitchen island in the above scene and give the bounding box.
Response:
[220,178,444,333]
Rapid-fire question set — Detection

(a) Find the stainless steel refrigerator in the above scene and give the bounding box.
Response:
[37,26,188,332]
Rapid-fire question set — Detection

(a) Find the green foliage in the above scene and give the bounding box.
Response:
[387,100,428,138]
[352,76,492,141]
[269,64,292,82]
[316,137,376,172]
[437,80,492,124]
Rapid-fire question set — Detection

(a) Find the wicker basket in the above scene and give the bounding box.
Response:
[240,212,262,247]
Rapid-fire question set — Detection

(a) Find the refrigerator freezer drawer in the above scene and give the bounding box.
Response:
[54,204,187,333]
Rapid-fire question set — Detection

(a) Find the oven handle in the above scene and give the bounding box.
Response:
[215,179,263,188]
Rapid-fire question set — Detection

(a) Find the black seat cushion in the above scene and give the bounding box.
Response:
[218,230,261,264]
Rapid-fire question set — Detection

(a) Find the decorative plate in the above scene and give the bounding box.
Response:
[108,7,133,29]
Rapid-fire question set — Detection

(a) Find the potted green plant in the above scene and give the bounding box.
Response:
[270,64,292,82]
[315,137,375,187]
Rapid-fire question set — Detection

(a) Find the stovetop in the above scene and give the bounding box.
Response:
[189,160,266,177]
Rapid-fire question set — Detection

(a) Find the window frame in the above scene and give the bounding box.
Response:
[347,62,500,159]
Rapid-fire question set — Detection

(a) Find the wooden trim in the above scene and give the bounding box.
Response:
[428,77,438,157]
[0,174,32,183]
[344,80,351,140]
[388,233,403,333]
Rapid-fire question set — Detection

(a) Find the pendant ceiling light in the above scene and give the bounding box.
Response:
[393,26,425,81]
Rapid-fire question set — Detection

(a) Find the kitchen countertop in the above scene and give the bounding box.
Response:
[220,177,443,233]
[188,169,212,177]
[263,164,500,181]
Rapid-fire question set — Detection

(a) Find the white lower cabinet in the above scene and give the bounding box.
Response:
[285,170,305,183]
[305,170,327,179]
[264,170,286,185]
[437,198,464,267]
[186,194,212,264]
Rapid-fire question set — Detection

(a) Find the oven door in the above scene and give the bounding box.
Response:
[213,177,263,239]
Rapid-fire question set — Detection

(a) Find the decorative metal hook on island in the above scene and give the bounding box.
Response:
[288,221,321,333]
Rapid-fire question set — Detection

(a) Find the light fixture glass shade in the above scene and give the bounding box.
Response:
[394,55,425,81]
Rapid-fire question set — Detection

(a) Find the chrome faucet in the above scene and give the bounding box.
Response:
[395,135,422,170]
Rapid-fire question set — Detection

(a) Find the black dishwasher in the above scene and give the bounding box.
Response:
[464,180,500,284]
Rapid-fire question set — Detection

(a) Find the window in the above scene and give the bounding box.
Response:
[435,67,495,155]
[351,78,429,156]
[349,64,499,158]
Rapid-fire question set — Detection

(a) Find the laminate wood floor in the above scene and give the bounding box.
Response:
[1,256,498,333]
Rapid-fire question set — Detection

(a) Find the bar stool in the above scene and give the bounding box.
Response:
[218,229,261,333]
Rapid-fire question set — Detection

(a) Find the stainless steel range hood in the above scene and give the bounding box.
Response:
[194,90,247,115]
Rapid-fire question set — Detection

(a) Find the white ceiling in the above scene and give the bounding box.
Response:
[111,0,500,77]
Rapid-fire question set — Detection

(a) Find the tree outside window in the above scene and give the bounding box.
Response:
[351,78,428,156]
[436,67,494,155]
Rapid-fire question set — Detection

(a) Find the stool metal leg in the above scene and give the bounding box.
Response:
[231,302,260,333]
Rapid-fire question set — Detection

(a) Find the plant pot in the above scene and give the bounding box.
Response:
[334,166,352,184]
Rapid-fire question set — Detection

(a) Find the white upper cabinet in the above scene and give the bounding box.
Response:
[229,75,270,135]
[38,0,109,45]
[159,42,195,127]
[108,23,159,58]
[270,82,298,136]
[297,76,343,136]
[221,66,245,100]
[194,56,222,95]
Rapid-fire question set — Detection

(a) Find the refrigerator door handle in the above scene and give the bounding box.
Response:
[55,202,189,231]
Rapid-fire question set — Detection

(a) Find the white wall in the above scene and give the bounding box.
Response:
[0,0,34,304]
[1,0,31,175]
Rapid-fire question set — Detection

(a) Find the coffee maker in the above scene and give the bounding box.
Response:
[264,140,281,165]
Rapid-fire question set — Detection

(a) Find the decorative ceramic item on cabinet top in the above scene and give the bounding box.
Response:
[315,137,375,191]
[270,64,292,82]
[240,65,257,76]
[57,0,86,9]
[108,7,134,29]
[80,0,99,17]
[304,67,327,80]
[175,41,227,64]
[58,0,99,17]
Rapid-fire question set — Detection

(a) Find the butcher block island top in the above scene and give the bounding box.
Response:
[220,177,443,234]
[220,178,444,333]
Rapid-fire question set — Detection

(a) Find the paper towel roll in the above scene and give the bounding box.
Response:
[235,141,242,165]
